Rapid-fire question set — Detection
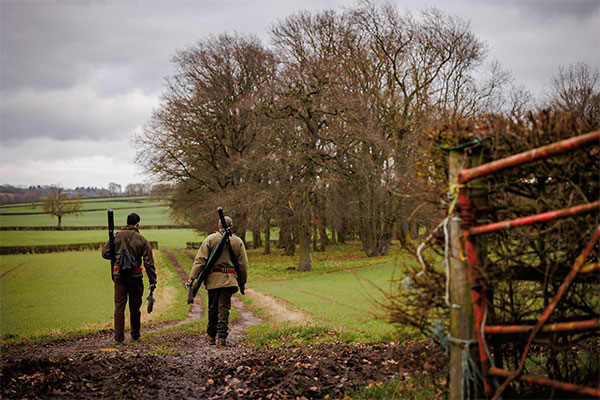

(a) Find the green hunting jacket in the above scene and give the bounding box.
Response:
[102,225,157,285]
[190,231,248,290]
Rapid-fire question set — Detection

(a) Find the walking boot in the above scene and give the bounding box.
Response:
[206,334,216,345]
[217,338,227,347]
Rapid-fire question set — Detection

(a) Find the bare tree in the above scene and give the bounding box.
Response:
[41,187,82,229]
[546,62,600,125]
[134,33,277,234]
[269,9,356,270]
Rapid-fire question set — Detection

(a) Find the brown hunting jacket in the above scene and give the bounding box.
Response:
[102,225,157,285]
[190,231,248,290]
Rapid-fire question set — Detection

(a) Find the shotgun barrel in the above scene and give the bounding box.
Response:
[107,209,116,281]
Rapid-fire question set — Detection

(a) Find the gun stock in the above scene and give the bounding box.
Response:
[107,209,116,282]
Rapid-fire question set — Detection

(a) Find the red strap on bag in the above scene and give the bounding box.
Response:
[114,266,143,273]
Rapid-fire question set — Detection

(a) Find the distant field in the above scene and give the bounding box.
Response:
[0,204,173,227]
[0,249,185,337]
[0,228,206,249]
[0,198,167,214]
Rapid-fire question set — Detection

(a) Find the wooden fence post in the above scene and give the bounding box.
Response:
[448,150,476,399]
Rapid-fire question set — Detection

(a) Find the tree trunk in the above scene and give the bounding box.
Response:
[279,222,295,256]
[319,224,329,251]
[235,228,247,248]
[263,219,271,255]
[359,188,395,257]
[57,215,62,230]
[252,230,262,249]
[297,197,312,271]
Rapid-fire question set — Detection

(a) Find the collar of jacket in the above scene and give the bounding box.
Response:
[122,225,140,233]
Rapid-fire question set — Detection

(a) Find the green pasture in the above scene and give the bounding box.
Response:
[251,261,402,342]
[0,197,167,215]
[0,228,205,249]
[0,249,188,338]
[243,242,417,345]
[0,206,173,227]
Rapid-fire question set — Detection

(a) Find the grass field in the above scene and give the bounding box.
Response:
[1,194,417,349]
[0,249,188,338]
[251,261,400,342]
[0,196,175,227]
[0,206,174,227]
[0,198,167,214]
[240,242,417,344]
[0,228,205,249]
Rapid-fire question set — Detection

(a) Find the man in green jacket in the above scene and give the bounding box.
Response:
[102,213,157,343]
[186,215,248,346]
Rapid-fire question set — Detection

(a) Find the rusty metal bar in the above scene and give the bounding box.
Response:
[468,201,600,236]
[581,262,600,274]
[458,130,600,184]
[484,318,600,334]
[491,226,600,400]
[459,185,495,398]
[488,367,600,398]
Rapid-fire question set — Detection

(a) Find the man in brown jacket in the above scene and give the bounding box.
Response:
[102,213,157,343]
[186,215,248,346]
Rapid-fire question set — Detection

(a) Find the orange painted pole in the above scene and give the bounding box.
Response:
[484,318,600,334]
[459,130,600,184]
[488,367,600,398]
[468,201,599,236]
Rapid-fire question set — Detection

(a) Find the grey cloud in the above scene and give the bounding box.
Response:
[514,0,599,22]
[1,86,156,143]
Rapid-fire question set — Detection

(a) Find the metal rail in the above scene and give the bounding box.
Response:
[483,318,600,335]
[488,367,600,398]
[458,130,600,184]
[456,130,600,399]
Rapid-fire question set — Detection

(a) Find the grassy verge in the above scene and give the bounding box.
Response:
[343,375,442,399]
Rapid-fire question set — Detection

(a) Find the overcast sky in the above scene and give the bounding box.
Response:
[1,0,598,189]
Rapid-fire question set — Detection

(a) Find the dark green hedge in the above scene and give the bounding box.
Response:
[0,241,158,255]
[1,225,188,231]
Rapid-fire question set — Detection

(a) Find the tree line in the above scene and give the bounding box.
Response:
[135,1,599,271]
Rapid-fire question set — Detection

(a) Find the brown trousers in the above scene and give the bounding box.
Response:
[207,287,238,339]
[114,275,144,342]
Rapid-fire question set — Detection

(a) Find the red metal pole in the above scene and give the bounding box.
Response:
[459,185,494,398]
[484,318,600,334]
[468,201,600,236]
[488,367,600,398]
[581,262,600,274]
[459,130,600,184]
[491,226,600,400]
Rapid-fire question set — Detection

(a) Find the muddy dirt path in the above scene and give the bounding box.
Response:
[1,335,446,399]
[162,249,205,327]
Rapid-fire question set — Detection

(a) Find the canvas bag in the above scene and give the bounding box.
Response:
[118,232,139,274]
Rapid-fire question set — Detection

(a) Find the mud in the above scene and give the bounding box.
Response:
[1,335,446,399]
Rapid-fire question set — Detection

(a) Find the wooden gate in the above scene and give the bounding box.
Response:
[450,130,600,399]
